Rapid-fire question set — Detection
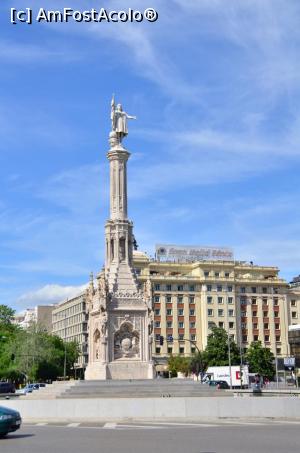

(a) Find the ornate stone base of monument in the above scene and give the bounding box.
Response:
[85,362,154,380]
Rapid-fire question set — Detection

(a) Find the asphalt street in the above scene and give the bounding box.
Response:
[1,420,300,453]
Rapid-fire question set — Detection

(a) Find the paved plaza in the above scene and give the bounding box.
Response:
[1,420,300,453]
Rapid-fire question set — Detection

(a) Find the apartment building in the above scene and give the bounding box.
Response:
[52,293,88,374]
[133,249,290,360]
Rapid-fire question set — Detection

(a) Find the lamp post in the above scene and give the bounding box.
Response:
[226,295,232,389]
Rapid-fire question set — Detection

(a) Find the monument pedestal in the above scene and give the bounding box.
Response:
[85,362,108,380]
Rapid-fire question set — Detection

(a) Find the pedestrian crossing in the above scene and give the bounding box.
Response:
[24,419,300,430]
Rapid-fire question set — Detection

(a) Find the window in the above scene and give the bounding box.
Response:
[262,298,268,305]
[155,284,160,291]
[167,321,173,328]
[207,285,212,292]
[179,347,185,354]
[208,309,213,316]
[252,311,257,317]
[189,309,195,315]
[218,321,224,328]
[166,284,172,291]
[155,309,160,315]
[252,287,257,293]
[166,309,172,316]
[177,285,184,291]
[218,297,223,304]
[204,271,209,277]
[240,296,247,305]
[178,308,184,316]
[264,323,269,329]
[228,297,233,304]
[241,322,246,328]
[191,334,196,341]
[177,296,183,304]
[264,335,270,342]
[215,272,220,277]
[179,334,184,340]
[242,335,247,342]
[263,311,268,317]
[189,285,195,292]
[218,309,224,317]
[155,321,160,328]
[291,300,296,306]
[155,334,160,341]
[189,296,195,304]
[154,295,160,303]
[207,296,213,304]
[292,311,297,319]
[225,272,230,278]
[273,298,279,306]
[276,348,281,354]
[276,335,281,342]
[155,347,161,354]
[166,295,172,303]
[229,321,234,329]
[167,347,173,354]
[228,286,233,292]
[253,323,258,329]
[217,285,222,292]
[241,311,247,317]
[273,288,279,294]
[191,347,196,354]
[241,287,246,293]
[251,298,257,305]
[275,323,280,330]
[178,321,184,328]
[262,287,267,294]
[208,321,215,329]
[254,335,259,341]
[228,309,234,317]
[190,322,195,328]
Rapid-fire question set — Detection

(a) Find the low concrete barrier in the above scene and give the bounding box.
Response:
[3,397,300,422]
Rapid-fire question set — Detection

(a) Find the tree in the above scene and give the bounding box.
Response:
[204,327,240,366]
[189,351,208,378]
[0,305,15,325]
[168,355,191,377]
[245,341,275,380]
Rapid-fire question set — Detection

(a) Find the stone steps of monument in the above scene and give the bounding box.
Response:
[56,380,229,398]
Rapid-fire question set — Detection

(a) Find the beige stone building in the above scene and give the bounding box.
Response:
[133,250,291,360]
[52,255,296,373]
[52,293,88,374]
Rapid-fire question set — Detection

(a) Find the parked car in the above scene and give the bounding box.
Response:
[31,383,47,390]
[208,380,230,389]
[0,405,21,437]
[0,382,15,394]
[15,385,33,395]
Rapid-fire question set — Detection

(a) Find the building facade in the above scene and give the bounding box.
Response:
[13,305,55,332]
[133,251,291,361]
[52,293,88,373]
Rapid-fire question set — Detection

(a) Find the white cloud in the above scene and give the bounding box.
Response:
[16,283,88,308]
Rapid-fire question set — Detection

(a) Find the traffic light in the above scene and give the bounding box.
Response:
[159,335,164,346]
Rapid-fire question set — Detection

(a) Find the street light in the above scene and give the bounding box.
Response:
[226,295,232,389]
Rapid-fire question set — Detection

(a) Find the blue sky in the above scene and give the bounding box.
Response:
[1,0,300,311]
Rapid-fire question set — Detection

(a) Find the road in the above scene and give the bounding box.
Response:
[1,420,300,453]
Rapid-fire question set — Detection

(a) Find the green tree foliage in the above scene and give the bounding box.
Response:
[0,308,80,383]
[0,305,15,325]
[245,341,275,380]
[204,327,240,366]
[189,351,208,376]
[168,355,191,377]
